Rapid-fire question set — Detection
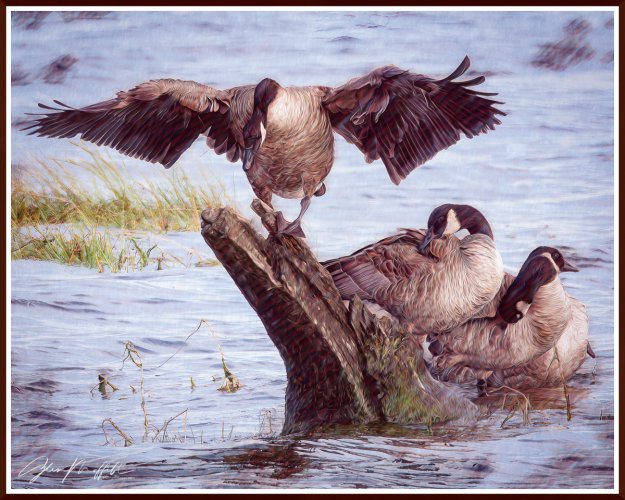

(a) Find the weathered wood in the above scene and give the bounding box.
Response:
[200,202,478,434]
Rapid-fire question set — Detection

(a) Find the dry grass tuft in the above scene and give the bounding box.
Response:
[488,385,532,428]
[12,142,227,233]
[218,349,242,393]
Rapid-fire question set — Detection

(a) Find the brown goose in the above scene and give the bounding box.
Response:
[322,204,504,335]
[24,57,504,237]
[429,246,591,390]
[487,296,591,389]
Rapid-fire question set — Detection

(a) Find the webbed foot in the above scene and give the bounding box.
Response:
[275,211,307,238]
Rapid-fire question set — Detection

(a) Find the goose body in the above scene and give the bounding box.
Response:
[429,247,592,390]
[246,86,334,200]
[431,274,572,374]
[25,57,504,237]
[322,205,504,335]
[488,296,590,388]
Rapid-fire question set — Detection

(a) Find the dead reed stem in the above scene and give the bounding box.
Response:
[553,345,573,421]
[152,408,189,443]
[123,341,149,440]
[489,385,532,427]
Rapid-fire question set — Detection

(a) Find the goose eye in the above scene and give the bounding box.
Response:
[554,253,560,260]
[515,312,523,320]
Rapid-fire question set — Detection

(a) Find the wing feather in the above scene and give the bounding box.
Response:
[23,80,254,169]
[322,229,432,301]
[323,56,505,184]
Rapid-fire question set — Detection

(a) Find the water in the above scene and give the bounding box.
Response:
[10,9,615,489]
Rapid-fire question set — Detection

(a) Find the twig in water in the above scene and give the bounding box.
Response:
[155,318,215,370]
[259,408,276,435]
[90,374,118,396]
[102,418,134,447]
[156,253,165,271]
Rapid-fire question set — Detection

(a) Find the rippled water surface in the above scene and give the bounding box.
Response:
[10,9,615,490]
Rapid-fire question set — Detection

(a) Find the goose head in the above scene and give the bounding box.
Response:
[525,246,579,273]
[242,78,281,170]
[418,204,494,254]
[496,246,578,325]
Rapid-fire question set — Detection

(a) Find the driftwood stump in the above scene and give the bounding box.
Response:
[200,201,478,435]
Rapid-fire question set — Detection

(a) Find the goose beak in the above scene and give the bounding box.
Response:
[242,148,253,171]
[561,260,579,273]
[418,229,435,254]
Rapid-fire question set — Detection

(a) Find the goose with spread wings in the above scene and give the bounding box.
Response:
[24,56,504,237]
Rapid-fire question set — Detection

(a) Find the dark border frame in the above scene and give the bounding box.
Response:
[2,2,621,497]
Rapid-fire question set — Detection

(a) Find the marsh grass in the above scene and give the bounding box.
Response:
[12,142,228,232]
[12,143,227,271]
[11,225,160,273]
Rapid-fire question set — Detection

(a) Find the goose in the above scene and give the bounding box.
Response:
[486,297,592,389]
[322,204,504,335]
[429,246,592,390]
[24,57,504,237]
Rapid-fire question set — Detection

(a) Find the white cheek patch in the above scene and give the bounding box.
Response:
[444,209,461,235]
[515,300,531,315]
[260,122,267,145]
[540,252,560,273]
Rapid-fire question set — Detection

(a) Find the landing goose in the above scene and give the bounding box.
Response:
[429,246,591,389]
[24,57,504,237]
[322,204,504,335]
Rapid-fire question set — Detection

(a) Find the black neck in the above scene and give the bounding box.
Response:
[242,78,279,150]
[456,205,494,239]
[497,256,558,322]
[464,218,494,239]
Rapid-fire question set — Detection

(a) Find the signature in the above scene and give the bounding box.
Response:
[17,456,128,484]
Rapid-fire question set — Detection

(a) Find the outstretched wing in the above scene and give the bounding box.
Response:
[323,56,505,184]
[204,84,254,163]
[23,79,254,168]
[321,229,431,301]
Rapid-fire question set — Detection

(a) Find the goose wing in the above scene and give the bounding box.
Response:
[23,80,255,168]
[323,56,505,184]
[322,229,432,301]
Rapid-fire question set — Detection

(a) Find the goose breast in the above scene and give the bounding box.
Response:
[250,87,335,199]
